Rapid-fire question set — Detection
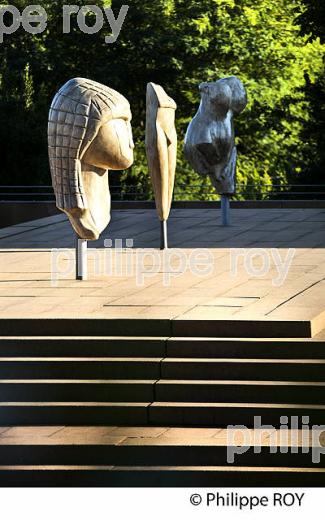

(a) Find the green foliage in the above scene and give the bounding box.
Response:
[22,63,34,110]
[0,0,324,198]
[296,0,325,183]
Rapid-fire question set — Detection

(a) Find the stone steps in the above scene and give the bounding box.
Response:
[149,402,325,427]
[167,337,325,359]
[155,380,325,404]
[0,337,167,358]
[0,465,324,487]
[0,358,162,380]
[0,438,323,468]
[0,379,323,404]
[0,425,323,486]
[1,402,324,427]
[163,358,325,381]
[1,336,324,359]
[0,324,324,485]
[0,318,317,338]
[0,357,324,380]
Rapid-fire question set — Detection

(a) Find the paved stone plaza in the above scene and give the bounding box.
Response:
[0,207,325,485]
[0,207,325,334]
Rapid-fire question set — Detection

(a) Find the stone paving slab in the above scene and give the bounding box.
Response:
[0,209,324,335]
[0,426,322,447]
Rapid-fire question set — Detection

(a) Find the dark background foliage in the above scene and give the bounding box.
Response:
[0,0,324,199]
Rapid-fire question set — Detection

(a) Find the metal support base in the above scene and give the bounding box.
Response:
[160,220,168,250]
[76,238,88,281]
[221,195,230,226]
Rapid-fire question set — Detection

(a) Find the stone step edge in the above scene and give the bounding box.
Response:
[0,431,322,448]
[0,465,324,473]
[1,401,324,409]
[0,319,318,339]
[0,357,325,364]
[0,336,324,343]
[1,379,324,385]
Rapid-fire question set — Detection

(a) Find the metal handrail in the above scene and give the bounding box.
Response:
[1,184,325,188]
[1,184,325,202]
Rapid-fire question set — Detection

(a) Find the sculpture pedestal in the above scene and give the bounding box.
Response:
[160,220,168,250]
[221,195,230,226]
[76,238,88,281]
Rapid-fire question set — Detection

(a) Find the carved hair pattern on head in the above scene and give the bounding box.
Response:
[48,77,131,211]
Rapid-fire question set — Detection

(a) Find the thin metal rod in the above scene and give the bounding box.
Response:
[160,220,168,250]
[221,195,230,226]
[76,237,88,281]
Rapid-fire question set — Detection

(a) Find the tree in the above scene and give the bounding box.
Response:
[0,0,323,200]
[297,0,325,184]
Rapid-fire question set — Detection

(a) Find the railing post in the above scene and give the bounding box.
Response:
[221,195,230,226]
[160,220,168,250]
[76,237,88,281]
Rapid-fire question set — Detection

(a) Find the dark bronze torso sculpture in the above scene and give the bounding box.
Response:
[184,76,247,195]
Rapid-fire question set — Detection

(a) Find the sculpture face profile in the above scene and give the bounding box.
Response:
[48,77,134,240]
[184,76,247,195]
[145,82,177,223]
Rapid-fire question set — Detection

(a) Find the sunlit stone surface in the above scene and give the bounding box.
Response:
[145,83,177,223]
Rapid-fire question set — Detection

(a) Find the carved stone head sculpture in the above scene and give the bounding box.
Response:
[184,76,247,195]
[48,77,134,240]
[145,83,177,223]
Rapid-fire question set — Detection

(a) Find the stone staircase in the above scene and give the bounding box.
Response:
[0,319,324,486]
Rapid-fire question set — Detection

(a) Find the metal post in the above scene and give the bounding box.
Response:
[160,220,168,250]
[221,195,230,226]
[76,238,88,281]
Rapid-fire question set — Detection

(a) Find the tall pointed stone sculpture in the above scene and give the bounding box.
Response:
[48,77,134,279]
[145,83,177,249]
[184,76,247,225]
